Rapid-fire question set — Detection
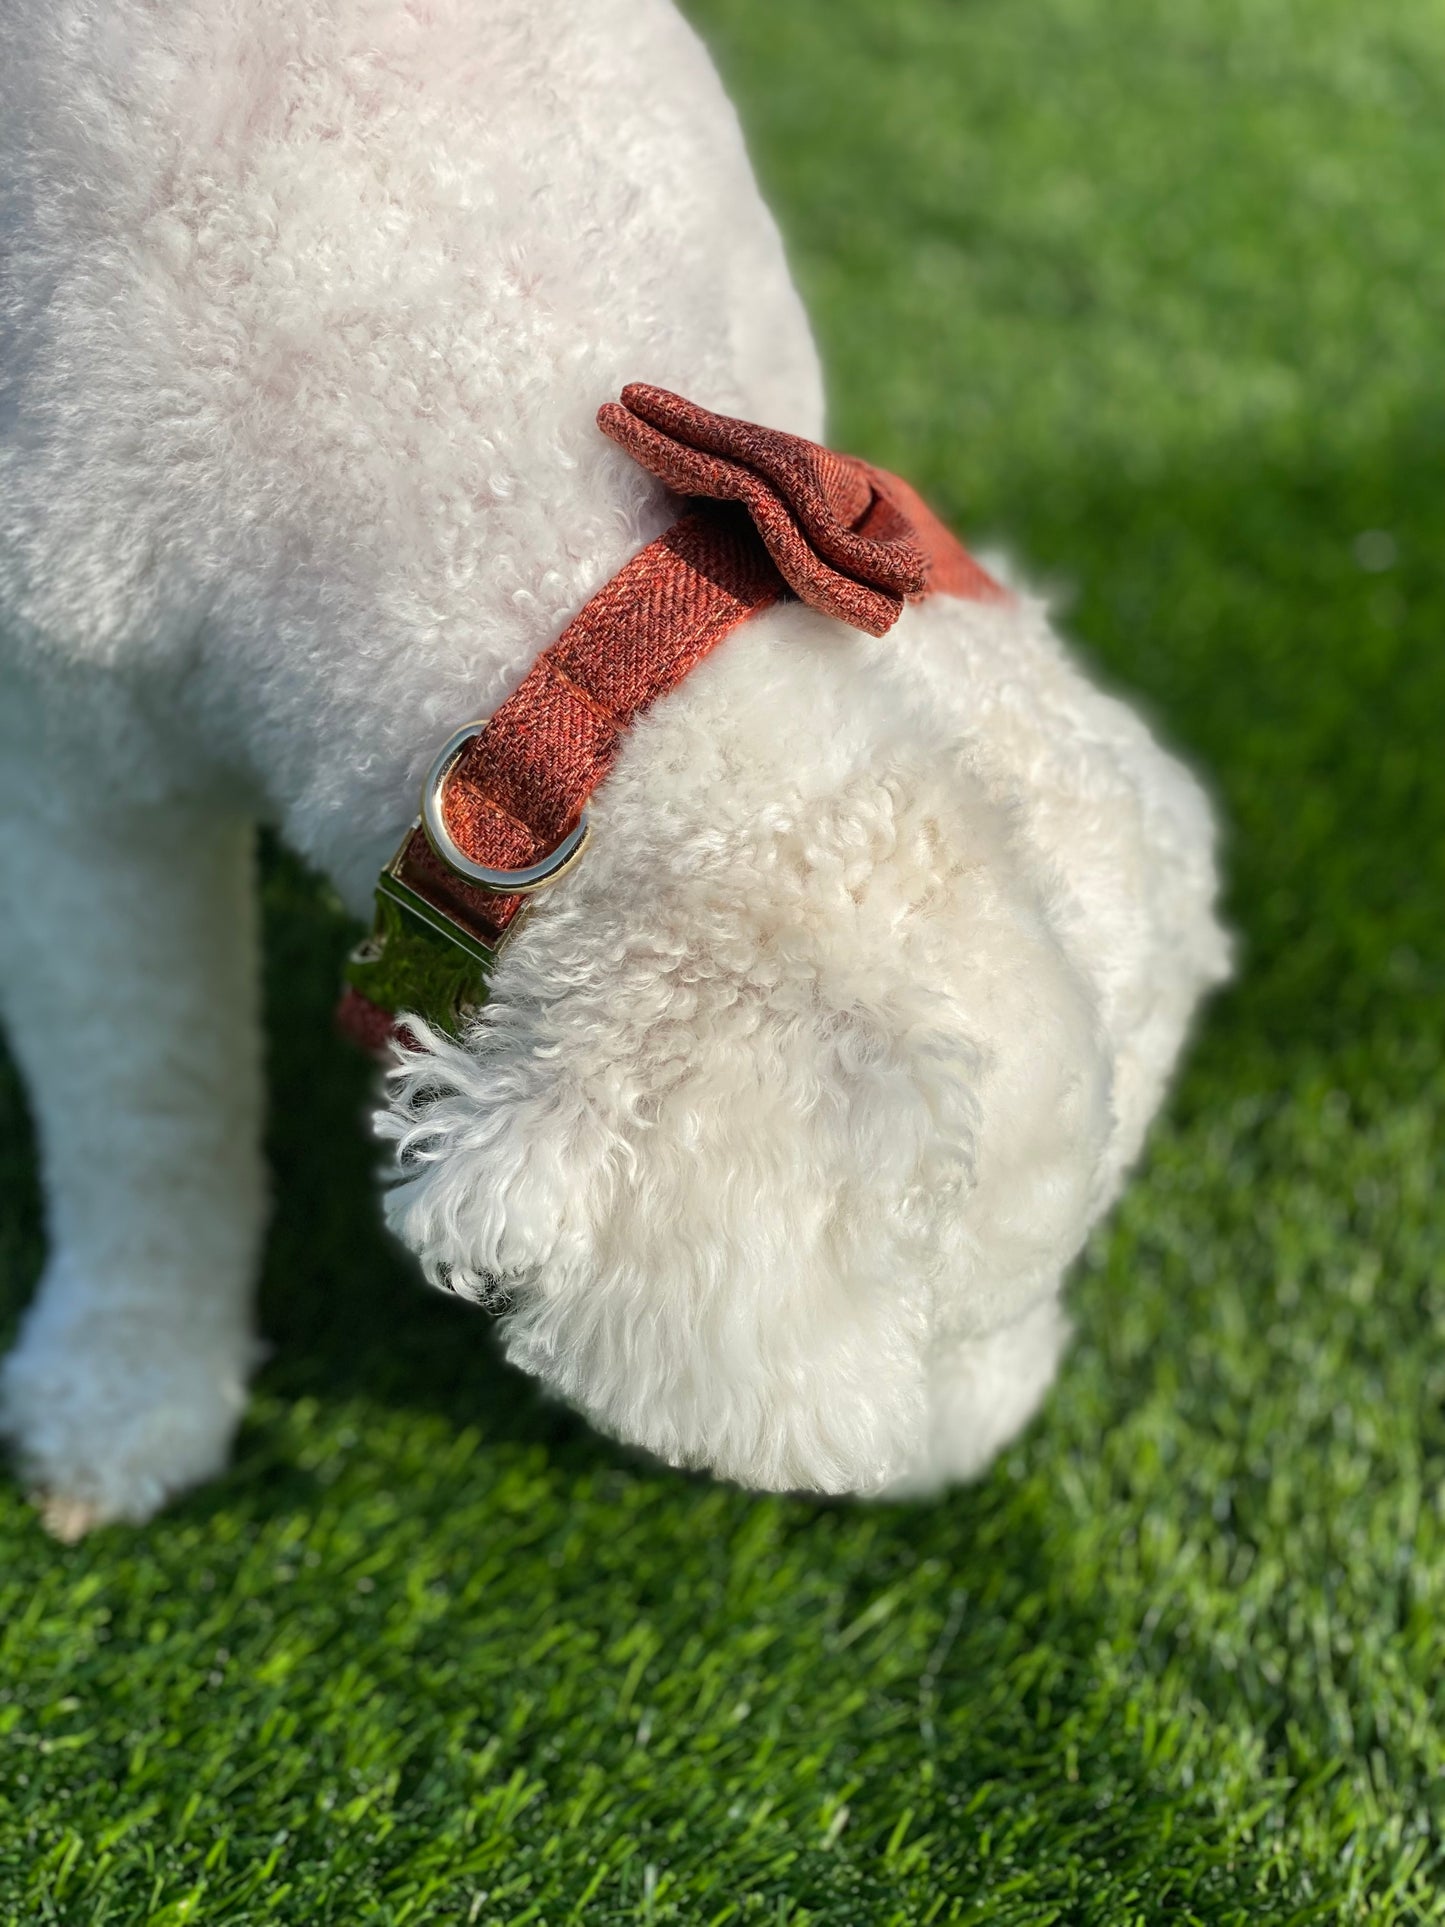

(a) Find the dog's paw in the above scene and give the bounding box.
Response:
[0,1294,255,1534]
[35,1493,108,1545]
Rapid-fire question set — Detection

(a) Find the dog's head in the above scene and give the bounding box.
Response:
[373,593,1153,1495]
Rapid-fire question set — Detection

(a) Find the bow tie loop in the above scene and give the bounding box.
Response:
[597,383,995,636]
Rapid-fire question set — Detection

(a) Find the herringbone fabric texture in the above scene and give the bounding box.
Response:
[599,383,1002,633]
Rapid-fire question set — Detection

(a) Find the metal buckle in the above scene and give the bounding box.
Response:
[420,722,590,895]
[344,718,592,1038]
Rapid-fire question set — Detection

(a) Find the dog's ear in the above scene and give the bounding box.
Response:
[380,984,966,1494]
[377,732,1112,1497]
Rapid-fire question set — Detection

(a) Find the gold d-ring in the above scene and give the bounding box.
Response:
[419,723,591,895]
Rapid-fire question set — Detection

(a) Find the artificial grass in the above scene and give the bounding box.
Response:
[2,0,1443,1917]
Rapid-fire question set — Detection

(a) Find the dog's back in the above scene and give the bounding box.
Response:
[0,0,822,834]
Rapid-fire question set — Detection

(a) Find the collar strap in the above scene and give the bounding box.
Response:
[339,385,1005,1053]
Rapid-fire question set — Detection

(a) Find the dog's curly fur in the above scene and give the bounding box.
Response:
[0,0,1228,1531]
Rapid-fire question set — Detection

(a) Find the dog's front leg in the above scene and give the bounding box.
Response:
[0,753,266,1537]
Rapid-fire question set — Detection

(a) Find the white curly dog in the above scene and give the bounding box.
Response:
[0,0,1228,1536]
